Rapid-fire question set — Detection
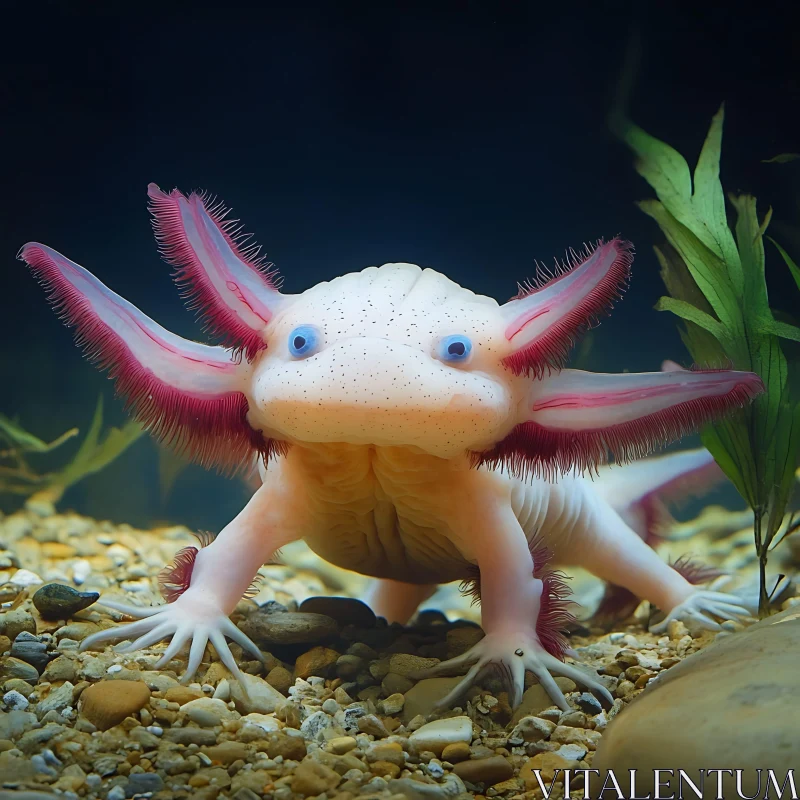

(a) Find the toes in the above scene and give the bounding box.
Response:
[118,622,176,653]
[223,619,264,662]
[181,629,209,684]
[80,617,162,652]
[411,649,478,680]
[544,655,614,710]
[155,629,192,668]
[433,661,484,710]
[648,616,672,634]
[98,599,165,618]
[209,629,245,682]
[529,662,570,712]
[686,609,721,631]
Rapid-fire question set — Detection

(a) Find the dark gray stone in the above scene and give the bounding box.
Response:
[239,610,339,647]
[33,583,99,620]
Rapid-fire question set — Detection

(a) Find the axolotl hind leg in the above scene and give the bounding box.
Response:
[364,580,438,625]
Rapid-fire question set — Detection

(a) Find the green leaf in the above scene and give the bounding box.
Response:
[768,237,800,294]
[654,296,725,339]
[762,153,800,164]
[638,200,742,338]
[755,318,800,343]
[0,415,78,454]
[729,194,771,320]
[46,396,144,501]
[620,106,741,284]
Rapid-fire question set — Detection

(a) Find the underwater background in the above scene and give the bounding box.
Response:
[2,0,798,530]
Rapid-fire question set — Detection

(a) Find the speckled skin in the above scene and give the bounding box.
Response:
[19,189,764,711]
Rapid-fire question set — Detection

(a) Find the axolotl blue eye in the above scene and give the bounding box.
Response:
[439,334,473,363]
[288,325,320,358]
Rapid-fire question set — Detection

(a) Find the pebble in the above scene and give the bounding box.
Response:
[79,679,151,730]
[126,772,164,795]
[11,632,51,672]
[291,759,342,796]
[229,672,286,714]
[2,689,29,710]
[409,716,472,754]
[453,754,513,786]
[0,608,36,641]
[36,681,74,714]
[239,610,339,646]
[441,741,471,763]
[402,676,463,721]
[40,655,77,683]
[32,582,99,619]
[295,645,340,679]
[182,697,238,726]
[9,568,43,587]
[302,595,377,628]
[162,727,218,746]
[510,715,556,742]
[0,656,40,682]
[265,665,293,694]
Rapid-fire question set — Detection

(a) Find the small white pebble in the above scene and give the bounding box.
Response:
[427,761,444,779]
[2,690,29,711]
[71,559,91,585]
[10,568,43,587]
[213,679,231,701]
[198,752,213,766]
[146,725,163,736]
[321,698,339,714]
[85,774,101,789]
[202,684,214,694]
[107,664,123,674]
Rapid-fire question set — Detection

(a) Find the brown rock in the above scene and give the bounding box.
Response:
[79,680,151,731]
[165,686,203,705]
[263,731,307,761]
[370,760,401,778]
[519,752,579,788]
[593,607,800,799]
[266,665,293,694]
[453,755,513,786]
[441,742,471,763]
[201,741,250,765]
[402,676,463,721]
[291,759,341,796]
[295,646,340,680]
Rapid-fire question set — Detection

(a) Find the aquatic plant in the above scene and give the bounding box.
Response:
[616,106,800,613]
[0,395,143,508]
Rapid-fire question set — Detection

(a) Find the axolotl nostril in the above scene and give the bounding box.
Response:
[17,183,764,710]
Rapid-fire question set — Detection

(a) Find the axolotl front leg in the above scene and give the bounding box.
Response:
[81,473,306,683]
[412,469,613,711]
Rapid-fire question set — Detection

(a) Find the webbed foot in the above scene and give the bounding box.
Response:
[411,630,613,712]
[81,595,262,683]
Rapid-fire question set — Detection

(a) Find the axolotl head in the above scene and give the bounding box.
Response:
[19,185,764,478]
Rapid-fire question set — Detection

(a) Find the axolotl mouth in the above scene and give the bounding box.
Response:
[247,337,516,455]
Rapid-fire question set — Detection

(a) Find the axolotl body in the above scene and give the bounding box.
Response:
[18,185,764,710]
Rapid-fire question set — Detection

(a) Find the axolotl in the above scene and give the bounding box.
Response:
[18,184,764,710]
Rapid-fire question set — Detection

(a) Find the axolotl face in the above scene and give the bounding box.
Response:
[18,184,763,478]
[248,265,519,457]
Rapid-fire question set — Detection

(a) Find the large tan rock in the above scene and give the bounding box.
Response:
[593,608,800,799]
[79,679,151,731]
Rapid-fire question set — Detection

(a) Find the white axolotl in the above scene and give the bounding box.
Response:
[19,184,764,711]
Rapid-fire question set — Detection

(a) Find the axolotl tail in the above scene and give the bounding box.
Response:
[590,448,727,625]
